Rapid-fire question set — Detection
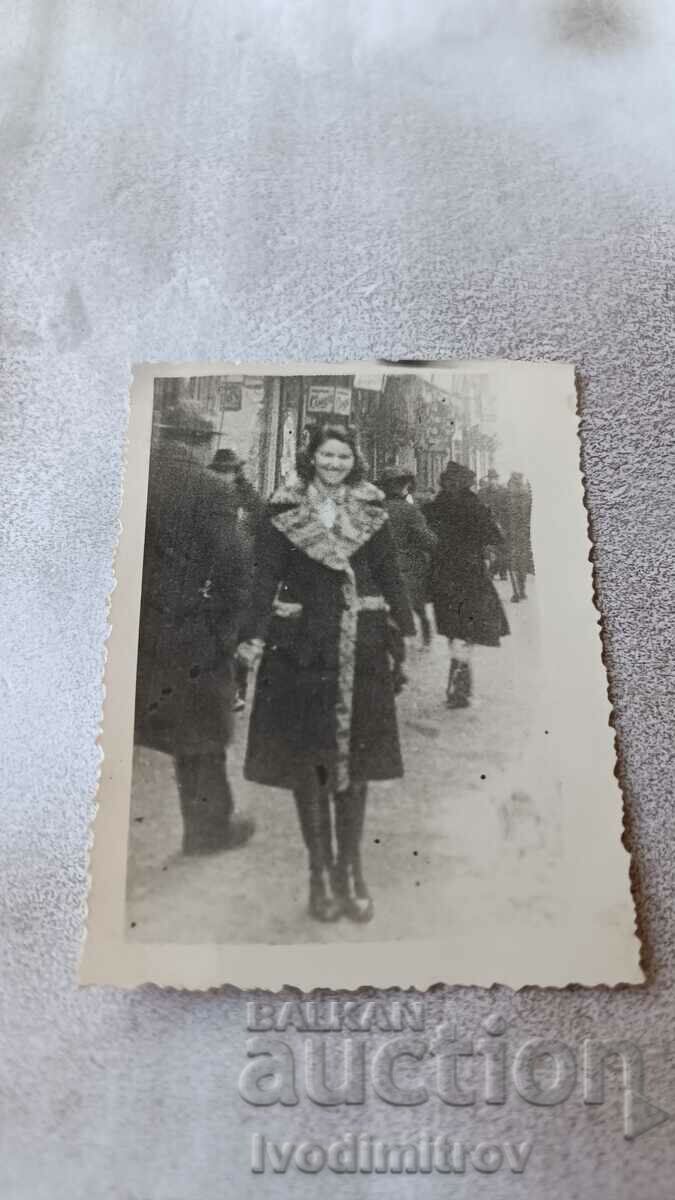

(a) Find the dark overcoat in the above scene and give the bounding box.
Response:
[210,472,266,612]
[424,488,510,645]
[480,482,507,531]
[479,482,509,575]
[134,441,246,756]
[384,496,437,611]
[239,481,415,790]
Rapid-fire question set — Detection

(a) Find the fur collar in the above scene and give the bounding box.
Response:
[269,479,384,508]
[269,480,387,572]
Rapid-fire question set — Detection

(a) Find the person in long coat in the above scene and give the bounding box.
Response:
[424,460,509,708]
[504,471,533,602]
[134,394,255,855]
[377,465,437,645]
[479,468,509,581]
[237,422,414,924]
[207,447,265,709]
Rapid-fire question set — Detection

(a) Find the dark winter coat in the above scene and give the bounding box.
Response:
[479,482,507,531]
[383,496,437,611]
[134,441,247,756]
[210,472,265,612]
[478,482,509,576]
[424,488,510,646]
[239,480,415,791]
[210,473,265,537]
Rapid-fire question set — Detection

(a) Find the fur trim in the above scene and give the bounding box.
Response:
[265,479,388,790]
[270,484,388,572]
[269,479,384,508]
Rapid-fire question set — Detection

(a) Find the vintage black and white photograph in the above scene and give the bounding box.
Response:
[82,361,639,989]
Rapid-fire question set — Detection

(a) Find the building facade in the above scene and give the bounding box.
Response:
[152,372,499,499]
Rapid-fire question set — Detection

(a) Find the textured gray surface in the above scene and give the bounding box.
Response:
[2,0,675,1196]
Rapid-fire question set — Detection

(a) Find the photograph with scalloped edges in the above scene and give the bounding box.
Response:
[81,360,640,991]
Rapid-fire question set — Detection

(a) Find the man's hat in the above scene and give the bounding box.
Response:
[377,464,416,488]
[208,448,243,473]
[439,459,474,486]
[155,394,215,440]
[487,468,499,480]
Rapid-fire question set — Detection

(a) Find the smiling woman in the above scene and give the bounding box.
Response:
[313,437,356,486]
[237,422,415,926]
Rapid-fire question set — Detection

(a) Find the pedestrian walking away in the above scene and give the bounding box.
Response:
[377,465,437,646]
[424,460,509,709]
[478,468,509,581]
[133,396,255,855]
[237,423,415,925]
[504,471,533,602]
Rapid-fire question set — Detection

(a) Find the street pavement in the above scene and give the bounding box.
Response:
[126,578,561,945]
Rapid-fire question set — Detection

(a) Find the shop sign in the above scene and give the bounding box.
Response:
[307,385,335,412]
[353,372,384,391]
[334,387,352,416]
[215,378,243,411]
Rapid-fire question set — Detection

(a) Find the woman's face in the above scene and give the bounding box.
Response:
[312,438,355,487]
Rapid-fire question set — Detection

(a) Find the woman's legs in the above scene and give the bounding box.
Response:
[332,782,374,922]
[293,769,375,923]
[293,766,341,922]
[446,638,473,708]
[414,603,433,647]
[510,553,528,601]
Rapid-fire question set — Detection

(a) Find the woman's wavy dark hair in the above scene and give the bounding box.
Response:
[295,421,368,485]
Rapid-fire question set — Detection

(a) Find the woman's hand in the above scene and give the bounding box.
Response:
[272,599,303,619]
[236,639,264,669]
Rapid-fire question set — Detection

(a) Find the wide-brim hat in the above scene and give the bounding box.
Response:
[208,448,243,472]
[155,395,216,440]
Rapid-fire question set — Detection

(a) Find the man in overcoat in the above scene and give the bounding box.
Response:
[424,460,509,707]
[504,471,533,602]
[133,392,255,854]
[207,447,265,531]
[377,465,438,645]
[479,468,509,581]
[207,447,265,710]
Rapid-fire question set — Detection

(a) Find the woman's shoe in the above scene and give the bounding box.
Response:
[446,659,471,708]
[332,783,374,922]
[331,864,374,923]
[294,778,341,921]
[446,657,470,708]
[309,872,342,922]
[445,656,459,705]
[351,867,375,923]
